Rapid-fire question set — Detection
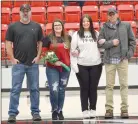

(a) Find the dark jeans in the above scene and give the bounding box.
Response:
[46,66,70,113]
[76,64,102,111]
[8,63,40,116]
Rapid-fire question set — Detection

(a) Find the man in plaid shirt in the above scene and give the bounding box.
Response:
[98,8,136,119]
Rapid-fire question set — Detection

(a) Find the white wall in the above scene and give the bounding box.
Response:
[2,65,138,89]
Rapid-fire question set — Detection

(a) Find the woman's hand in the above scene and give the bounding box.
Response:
[71,49,79,57]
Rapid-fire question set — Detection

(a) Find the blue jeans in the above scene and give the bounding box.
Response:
[46,67,70,113]
[8,63,40,116]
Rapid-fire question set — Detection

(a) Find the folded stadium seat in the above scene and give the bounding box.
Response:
[45,23,52,35]
[123,21,137,36]
[135,4,138,21]
[39,23,46,36]
[93,22,100,31]
[30,1,46,7]
[47,6,63,23]
[100,5,116,22]
[64,23,80,32]
[115,1,133,5]
[47,1,63,6]
[133,2,138,5]
[65,6,81,23]
[11,7,20,22]
[1,1,13,8]
[13,0,30,7]
[2,8,11,24]
[31,7,46,24]
[84,1,99,6]
[117,5,134,21]
[82,5,99,22]
[1,24,8,42]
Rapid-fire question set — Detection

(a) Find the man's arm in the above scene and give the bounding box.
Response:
[32,41,43,64]
[127,23,136,58]
[6,40,19,64]
[98,26,114,49]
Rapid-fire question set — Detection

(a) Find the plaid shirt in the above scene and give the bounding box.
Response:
[110,57,121,64]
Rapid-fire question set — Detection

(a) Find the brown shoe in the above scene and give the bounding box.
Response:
[121,110,129,119]
[105,110,113,119]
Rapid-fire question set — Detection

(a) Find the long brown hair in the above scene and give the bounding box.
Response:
[78,14,97,41]
[49,19,70,49]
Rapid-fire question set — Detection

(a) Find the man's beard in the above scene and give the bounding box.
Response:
[20,11,31,22]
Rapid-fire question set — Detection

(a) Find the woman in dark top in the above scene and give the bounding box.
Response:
[42,19,71,120]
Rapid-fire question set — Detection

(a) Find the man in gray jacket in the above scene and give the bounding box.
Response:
[98,8,136,119]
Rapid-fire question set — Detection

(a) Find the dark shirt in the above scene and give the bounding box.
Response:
[6,21,43,66]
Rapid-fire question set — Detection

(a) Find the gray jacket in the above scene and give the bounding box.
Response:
[98,19,136,63]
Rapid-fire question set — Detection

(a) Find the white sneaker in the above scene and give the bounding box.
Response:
[90,110,96,118]
[83,110,90,119]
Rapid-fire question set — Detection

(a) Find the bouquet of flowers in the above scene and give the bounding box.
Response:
[42,51,70,72]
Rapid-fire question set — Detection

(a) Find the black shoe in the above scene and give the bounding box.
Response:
[32,113,41,121]
[58,111,64,120]
[8,115,16,123]
[52,111,58,120]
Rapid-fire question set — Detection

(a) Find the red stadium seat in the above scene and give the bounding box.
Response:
[1,24,8,42]
[133,2,138,5]
[47,6,63,23]
[46,23,52,35]
[2,8,11,24]
[13,1,30,7]
[64,23,80,32]
[124,21,137,36]
[84,1,99,6]
[1,1,13,8]
[82,6,99,22]
[11,7,20,22]
[115,1,133,5]
[31,7,46,23]
[30,1,46,7]
[117,5,134,21]
[12,7,46,23]
[93,22,100,31]
[47,1,63,6]
[65,6,81,23]
[100,5,116,22]
[135,4,138,21]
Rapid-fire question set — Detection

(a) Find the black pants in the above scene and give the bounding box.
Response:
[76,63,102,111]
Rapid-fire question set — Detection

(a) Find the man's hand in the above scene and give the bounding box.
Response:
[32,56,40,64]
[11,58,19,64]
[98,39,106,45]
[113,39,119,46]
[71,50,79,57]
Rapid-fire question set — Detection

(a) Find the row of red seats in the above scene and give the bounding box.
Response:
[1,20,137,44]
[1,1,138,8]
[2,4,138,25]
